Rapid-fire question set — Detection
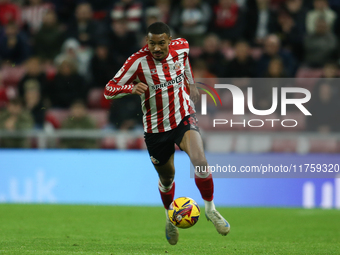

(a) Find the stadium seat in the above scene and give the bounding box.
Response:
[46,109,108,128]
[88,88,104,109]
[205,134,234,153]
[45,112,62,129]
[101,137,117,149]
[248,135,272,153]
[271,138,298,153]
[127,137,146,150]
[296,67,323,79]
[308,138,338,153]
[88,110,108,128]
[46,109,69,126]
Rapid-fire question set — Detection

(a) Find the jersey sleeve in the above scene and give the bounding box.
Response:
[104,56,140,99]
[184,56,195,85]
[182,40,195,85]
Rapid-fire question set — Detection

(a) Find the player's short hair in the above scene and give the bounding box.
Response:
[147,22,171,37]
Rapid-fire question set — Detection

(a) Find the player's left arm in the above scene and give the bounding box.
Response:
[184,56,199,104]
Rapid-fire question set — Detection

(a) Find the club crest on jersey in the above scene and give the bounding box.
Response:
[151,68,157,75]
[173,61,182,71]
[150,156,160,165]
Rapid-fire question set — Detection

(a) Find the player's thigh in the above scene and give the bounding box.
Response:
[154,153,175,181]
[144,132,176,182]
[179,130,207,167]
[174,114,207,167]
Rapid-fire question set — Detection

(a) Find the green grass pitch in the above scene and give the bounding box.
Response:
[0,204,339,254]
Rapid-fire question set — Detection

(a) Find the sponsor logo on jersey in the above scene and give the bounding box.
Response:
[151,68,157,75]
[150,156,160,165]
[151,74,184,90]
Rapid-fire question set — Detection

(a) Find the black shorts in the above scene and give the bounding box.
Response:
[144,114,200,166]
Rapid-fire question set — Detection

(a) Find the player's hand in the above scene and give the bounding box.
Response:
[190,84,200,104]
[132,82,148,95]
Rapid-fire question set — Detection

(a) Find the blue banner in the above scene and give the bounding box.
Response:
[0,150,339,209]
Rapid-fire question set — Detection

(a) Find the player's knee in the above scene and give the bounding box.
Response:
[159,176,174,187]
[192,157,208,169]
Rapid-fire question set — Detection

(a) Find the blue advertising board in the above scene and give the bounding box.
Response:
[0,150,339,208]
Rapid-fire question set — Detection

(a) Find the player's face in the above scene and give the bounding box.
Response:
[147,33,172,61]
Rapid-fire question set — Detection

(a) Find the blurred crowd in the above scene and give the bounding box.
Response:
[0,0,340,148]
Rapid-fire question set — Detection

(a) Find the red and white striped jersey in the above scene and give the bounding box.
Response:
[21,3,53,33]
[104,38,195,133]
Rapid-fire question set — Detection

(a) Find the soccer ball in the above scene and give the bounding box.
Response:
[168,197,200,229]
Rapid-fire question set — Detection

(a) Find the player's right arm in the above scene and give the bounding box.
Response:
[104,56,147,99]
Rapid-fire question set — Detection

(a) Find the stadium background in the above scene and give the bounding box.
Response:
[1,0,340,209]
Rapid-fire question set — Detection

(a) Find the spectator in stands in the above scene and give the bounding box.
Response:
[145,7,161,28]
[191,60,219,115]
[257,34,297,77]
[59,100,98,148]
[48,58,86,108]
[0,22,30,65]
[317,61,339,96]
[304,17,337,67]
[89,42,118,88]
[0,74,9,109]
[0,98,33,148]
[212,0,244,42]
[21,0,54,35]
[254,57,287,112]
[109,95,142,130]
[244,0,277,45]
[307,83,338,133]
[34,10,65,62]
[322,61,339,78]
[197,34,227,77]
[66,2,102,47]
[276,0,307,62]
[306,0,337,34]
[0,0,20,26]
[192,59,217,79]
[18,57,48,100]
[55,38,92,78]
[265,57,287,78]
[110,0,143,33]
[23,81,45,129]
[153,0,171,24]
[225,40,256,78]
[107,18,139,66]
[53,0,77,25]
[170,0,211,46]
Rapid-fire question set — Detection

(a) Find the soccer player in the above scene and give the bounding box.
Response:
[104,22,230,245]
